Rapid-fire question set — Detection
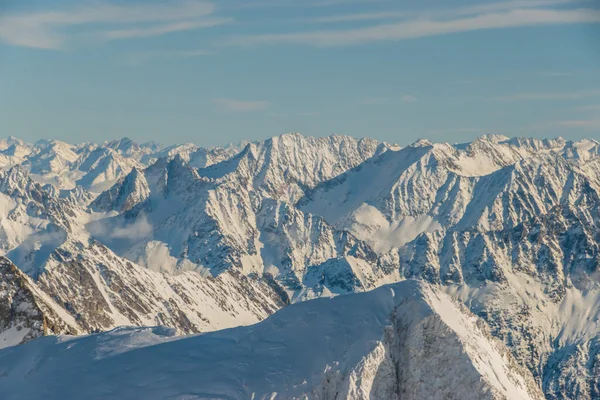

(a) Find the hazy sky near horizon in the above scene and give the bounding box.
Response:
[1,0,600,147]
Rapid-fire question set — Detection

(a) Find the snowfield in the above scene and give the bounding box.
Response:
[0,281,543,400]
[0,133,600,398]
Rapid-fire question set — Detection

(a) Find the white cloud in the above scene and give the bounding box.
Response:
[214,98,270,112]
[489,89,600,101]
[576,104,600,111]
[101,18,231,40]
[88,214,153,241]
[232,0,390,10]
[361,97,388,105]
[308,11,409,24]
[110,215,153,240]
[541,71,574,77]
[556,119,600,130]
[361,95,416,105]
[401,94,418,103]
[0,1,227,49]
[125,49,211,66]
[305,0,577,24]
[530,116,600,132]
[223,7,600,46]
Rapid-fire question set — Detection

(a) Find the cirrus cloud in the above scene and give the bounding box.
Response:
[223,7,600,47]
[0,0,229,49]
[214,98,270,112]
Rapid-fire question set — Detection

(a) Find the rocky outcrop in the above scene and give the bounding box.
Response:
[0,257,80,349]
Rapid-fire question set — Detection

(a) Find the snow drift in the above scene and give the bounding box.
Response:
[0,280,542,400]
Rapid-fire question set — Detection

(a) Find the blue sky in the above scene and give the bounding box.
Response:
[0,0,599,147]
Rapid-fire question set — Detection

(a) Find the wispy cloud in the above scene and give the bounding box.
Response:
[307,11,409,24]
[304,0,577,24]
[214,98,270,112]
[530,116,600,132]
[576,104,600,111]
[556,119,600,130]
[231,0,391,10]
[101,18,231,40]
[401,94,418,103]
[125,49,211,66]
[361,97,388,105]
[541,71,574,77]
[361,95,416,105]
[0,1,228,49]
[488,89,600,101]
[223,7,600,47]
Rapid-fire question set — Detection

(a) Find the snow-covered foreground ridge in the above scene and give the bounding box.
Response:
[0,281,544,400]
[4,133,600,397]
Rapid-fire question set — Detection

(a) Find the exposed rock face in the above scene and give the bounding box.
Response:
[90,167,150,213]
[0,257,80,348]
[35,241,285,335]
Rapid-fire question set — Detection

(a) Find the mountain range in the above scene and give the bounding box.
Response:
[1,133,600,399]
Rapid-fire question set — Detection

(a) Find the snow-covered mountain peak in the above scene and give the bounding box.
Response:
[3,133,600,398]
[24,140,79,175]
[0,137,30,152]
[72,146,144,192]
[477,133,511,143]
[0,166,41,200]
[0,143,31,159]
[90,167,150,213]
[103,137,137,153]
[409,138,433,147]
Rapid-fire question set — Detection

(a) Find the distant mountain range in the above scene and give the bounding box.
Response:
[2,133,600,399]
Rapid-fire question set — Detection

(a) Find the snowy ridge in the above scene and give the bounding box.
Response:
[3,133,600,397]
[0,281,543,400]
[35,240,284,335]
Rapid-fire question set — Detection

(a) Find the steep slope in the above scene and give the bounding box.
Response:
[0,142,32,169]
[88,134,389,295]
[24,140,79,175]
[0,257,80,349]
[90,167,150,213]
[72,147,145,193]
[199,132,385,203]
[5,133,600,399]
[0,137,30,152]
[0,281,543,400]
[384,192,600,391]
[103,137,160,163]
[0,164,284,343]
[7,138,160,192]
[299,136,600,253]
[34,240,284,335]
[88,157,390,301]
[188,142,247,169]
[0,166,76,275]
[145,143,198,164]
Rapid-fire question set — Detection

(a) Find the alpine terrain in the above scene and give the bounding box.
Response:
[0,133,600,399]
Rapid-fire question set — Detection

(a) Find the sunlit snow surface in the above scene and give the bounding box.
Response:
[0,281,542,400]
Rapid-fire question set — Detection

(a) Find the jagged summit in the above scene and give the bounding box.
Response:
[1,133,600,398]
[409,138,433,147]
